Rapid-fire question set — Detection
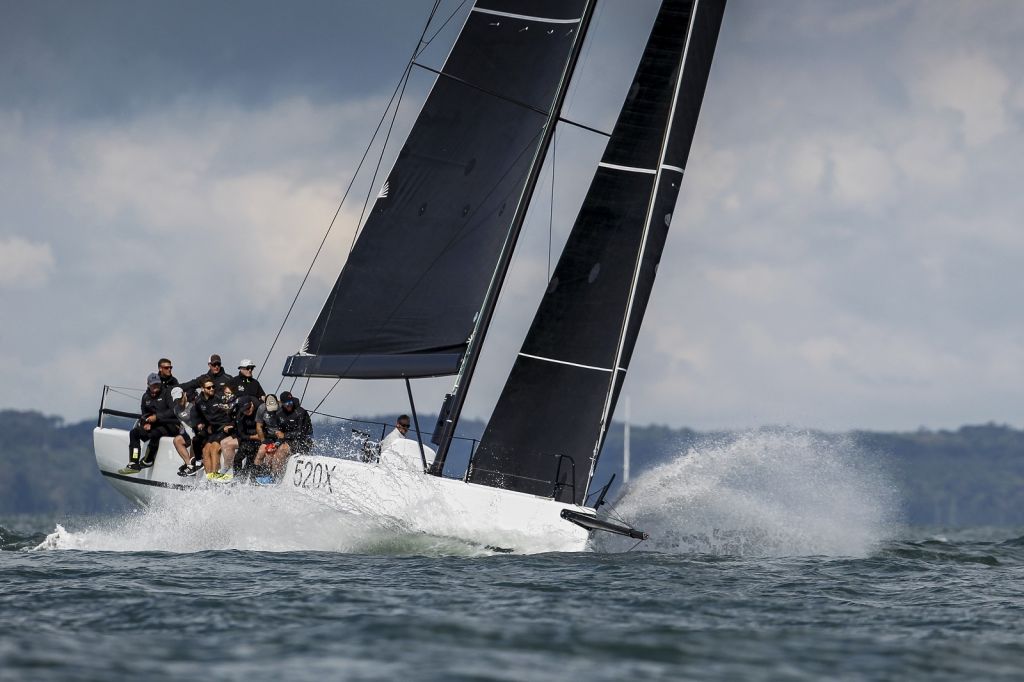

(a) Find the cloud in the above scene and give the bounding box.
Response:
[0,95,392,419]
[915,52,1011,147]
[3,0,1024,435]
[0,236,55,288]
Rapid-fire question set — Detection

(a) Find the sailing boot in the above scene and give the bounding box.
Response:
[118,447,143,475]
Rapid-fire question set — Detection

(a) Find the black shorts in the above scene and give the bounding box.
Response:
[177,430,192,447]
[205,428,234,444]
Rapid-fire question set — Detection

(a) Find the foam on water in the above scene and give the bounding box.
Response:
[605,429,899,557]
[33,485,489,555]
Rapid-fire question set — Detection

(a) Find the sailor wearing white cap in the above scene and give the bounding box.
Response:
[231,357,266,403]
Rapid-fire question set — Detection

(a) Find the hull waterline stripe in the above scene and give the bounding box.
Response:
[661,164,684,173]
[101,469,192,490]
[598,162,657,174]
[473,8,582,24]
[519,352,625,373]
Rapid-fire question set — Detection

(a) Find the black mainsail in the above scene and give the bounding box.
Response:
[285,0,592,379]
[467,0,726,503]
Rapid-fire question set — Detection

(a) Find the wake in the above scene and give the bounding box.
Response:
[604,429,900,557]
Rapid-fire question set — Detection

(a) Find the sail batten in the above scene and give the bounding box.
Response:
[468,0,727,503]
[285,0,589,379]
[472,8,583,24]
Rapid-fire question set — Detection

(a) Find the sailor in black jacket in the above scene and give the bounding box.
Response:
[157,358,179,395]
[278,393,313,454]
[119,373,179,474]
[263,392,313,477]
[232,397,261,478]
[230,358,266,403]
[179,354,233,396]
[194,379,236,478]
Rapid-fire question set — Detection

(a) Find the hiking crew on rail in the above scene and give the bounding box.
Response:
[117,355,313,484]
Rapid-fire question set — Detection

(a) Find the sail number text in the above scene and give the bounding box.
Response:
[292,458,336,493]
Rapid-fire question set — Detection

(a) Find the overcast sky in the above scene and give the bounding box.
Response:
[2,0,1022,432]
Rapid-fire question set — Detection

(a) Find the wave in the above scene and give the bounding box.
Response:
[0,524,50,551]
[600,428,900,557]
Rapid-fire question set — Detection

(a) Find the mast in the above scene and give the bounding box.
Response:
[431,0,598,475]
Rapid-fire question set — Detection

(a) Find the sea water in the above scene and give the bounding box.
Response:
[2,430,1023,680]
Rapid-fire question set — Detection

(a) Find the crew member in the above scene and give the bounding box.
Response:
[254,394,283,480]
[170,386,202,477]
[180,354,232,396]
[380,415,411,453]
[119,373,178,474]
[157,358,179,395]
[266,392,312,476]
[231,359,266,403]
[194,377,235,481]
[232,397,261,480]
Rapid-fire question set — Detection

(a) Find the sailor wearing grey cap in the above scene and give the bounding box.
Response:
[118,371,179,475]
[230,357,266,403]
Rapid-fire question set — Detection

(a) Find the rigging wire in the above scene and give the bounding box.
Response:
[347,57,415,253]
[259,0,447,385]
[421,0,469,49]
[312,378,342,413]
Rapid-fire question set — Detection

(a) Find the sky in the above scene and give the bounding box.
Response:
[1,0,1023,432]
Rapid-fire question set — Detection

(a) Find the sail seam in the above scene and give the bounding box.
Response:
[472,8,581,24]
[598,162,657,174]
[518,352,625,373]
[661,164,685,173]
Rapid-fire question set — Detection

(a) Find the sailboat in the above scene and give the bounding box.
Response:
[93,0,726,553]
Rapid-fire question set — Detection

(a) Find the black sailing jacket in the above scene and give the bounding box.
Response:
[195,393,234,433]
[230,374,266,402]
[279,405,313,446]
[139,390,177,428]
[180,369,233,396]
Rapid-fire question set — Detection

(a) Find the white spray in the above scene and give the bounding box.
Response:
[602,428,900,557]
[34,484,489,555]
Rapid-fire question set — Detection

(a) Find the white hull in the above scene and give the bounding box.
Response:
[94,427,593,553]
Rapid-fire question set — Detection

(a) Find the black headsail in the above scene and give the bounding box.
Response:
[284,0,591,380]
[467,0,727,503]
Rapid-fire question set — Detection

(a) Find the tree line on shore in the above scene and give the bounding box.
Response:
[2,409,1022,526]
